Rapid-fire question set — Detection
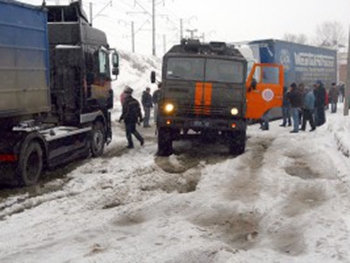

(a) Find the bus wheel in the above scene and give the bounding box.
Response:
[157,127,173,156]
[16,141,43,186]
[91,122,105,157]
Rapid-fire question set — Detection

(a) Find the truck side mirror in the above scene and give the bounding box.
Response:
[112,67,119,76]
[111,52,119,76]
[112,52,119,68]
[150,71,156,83]
[249,78,257,91]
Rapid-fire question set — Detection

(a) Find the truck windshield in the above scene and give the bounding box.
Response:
[166,57,244,83]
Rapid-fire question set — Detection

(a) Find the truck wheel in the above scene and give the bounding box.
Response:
[229,131,246,155]
[91,122,105,157]
[157,127,173,156]
[17,141,43,186]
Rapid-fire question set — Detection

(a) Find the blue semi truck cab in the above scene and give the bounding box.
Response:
[0,0,119,186]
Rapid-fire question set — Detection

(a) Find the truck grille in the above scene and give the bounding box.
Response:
[176,104,227,117]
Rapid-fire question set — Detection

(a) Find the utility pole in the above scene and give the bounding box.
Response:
[89,2,92,25]
[90,1,112,26]
[344,27,350,116]
[200,33,205,42]
[180,18,183,41]
[163,34,166,54]
[131,21,135,53]
[186,29,197,39]
[152,0,156,56]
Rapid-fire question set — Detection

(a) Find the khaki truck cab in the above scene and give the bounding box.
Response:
[152,39,283,156]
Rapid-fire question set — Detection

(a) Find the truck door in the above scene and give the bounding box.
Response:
[245,63,284,119]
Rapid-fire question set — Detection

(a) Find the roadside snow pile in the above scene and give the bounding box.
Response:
[111,50,162,119]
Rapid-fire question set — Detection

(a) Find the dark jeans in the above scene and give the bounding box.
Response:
[330,102,337,113]
[301,109,316,130]
[281,107,291,126]
[143,107,151,127]
[291,107,300,132]
[125,122,143,147]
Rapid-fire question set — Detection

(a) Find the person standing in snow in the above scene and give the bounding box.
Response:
[313,80,326,126]
[288,82,303,133]
[118,86,144,149]
[328,82,339,113]
[152,82,162,124]
[279,86,292,127]
[339,83,345,103]
[141,87,153,128]
[300,86,316,132]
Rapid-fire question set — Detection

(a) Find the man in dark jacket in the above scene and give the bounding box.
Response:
[328,82,339,113]
[119,86,144,148]
[152,82,161,124]
[280,86,292,127]
[313,80,326,126]
[141,87,153,127]
[288,82,303,133]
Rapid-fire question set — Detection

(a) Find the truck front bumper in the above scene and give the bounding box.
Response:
[158,116,247,131]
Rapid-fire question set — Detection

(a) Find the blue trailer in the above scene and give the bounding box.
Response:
[0,0,50,117]
[247,39,337,88]
[0,0,119,186]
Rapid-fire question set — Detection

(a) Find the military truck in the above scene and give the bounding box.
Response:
[151,39,284,156]
[0,0,119,185]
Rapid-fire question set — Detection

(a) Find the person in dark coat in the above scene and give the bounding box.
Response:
[313,80,326,126]
[279,86,292,127]
[152,82,162,124]
[141,87,153,127]
[288,82,303,133]
[118,86,144,148]
[328,82,339,113]
[300,86,316,132]
[339,83,345,103]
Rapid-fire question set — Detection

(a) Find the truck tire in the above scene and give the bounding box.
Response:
[16,141,43,186]
[157,127,173,156]
[229,131,246,155]
[91,121,105,157]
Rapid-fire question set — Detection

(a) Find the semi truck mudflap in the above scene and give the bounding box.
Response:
[245,63,284,119]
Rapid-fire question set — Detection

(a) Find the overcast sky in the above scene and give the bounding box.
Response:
[21,0,350,56]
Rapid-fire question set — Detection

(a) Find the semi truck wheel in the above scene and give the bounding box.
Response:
[157,127,173,156]
[91,121,105,157]
[229,131,246,155]
[16,141,43,186]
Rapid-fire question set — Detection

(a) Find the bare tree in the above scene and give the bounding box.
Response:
[314,21,346,49]
[283,33,308,44]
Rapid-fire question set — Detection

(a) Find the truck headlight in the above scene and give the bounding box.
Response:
[164,103,175,113]
[231,108,239,115]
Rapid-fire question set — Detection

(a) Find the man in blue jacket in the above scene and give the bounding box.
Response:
[300,86,316,132]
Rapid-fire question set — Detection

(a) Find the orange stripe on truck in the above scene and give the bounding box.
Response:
[195,82,203,115]
[203,83,212,114]
[194,82,212,115]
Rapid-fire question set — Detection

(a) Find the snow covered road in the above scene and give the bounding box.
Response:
[1,109,350,262]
